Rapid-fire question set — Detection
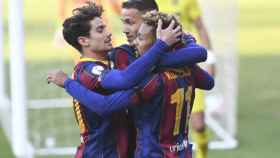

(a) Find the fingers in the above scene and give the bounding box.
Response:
[167,20,175,30]
[156,19,163,34]
[46,70,59,84]
[47,73,54,84]
[175,31,182,39]
[158,19,163,30]
[47,77,52,84]
[166,21,182,37]
[172,25,182,40]
[173,25,182,34]
[157,19,184,46]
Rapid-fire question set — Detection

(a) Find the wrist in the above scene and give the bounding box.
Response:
[156,39,169,49]
[63,78,72,88]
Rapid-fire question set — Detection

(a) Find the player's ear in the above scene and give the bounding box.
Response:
[78,36,90,47]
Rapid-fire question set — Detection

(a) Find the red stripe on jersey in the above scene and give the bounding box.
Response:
[111,111,130,158]
[140,75,161,102]
[159,73,179,144]
[115,49,130,70]
[79,70,99,89]
[77,58,132,157]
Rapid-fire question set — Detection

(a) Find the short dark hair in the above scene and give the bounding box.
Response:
[122,0,159,13]
[62,2,103,52]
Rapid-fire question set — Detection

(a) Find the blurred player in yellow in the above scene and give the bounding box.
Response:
[54,0,122,63]
[157,0,216,158]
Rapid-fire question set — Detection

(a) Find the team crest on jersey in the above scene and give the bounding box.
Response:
[91,65,104,76]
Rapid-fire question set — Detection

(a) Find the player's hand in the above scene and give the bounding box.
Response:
[47,70,68,88]
[156,19,182,46]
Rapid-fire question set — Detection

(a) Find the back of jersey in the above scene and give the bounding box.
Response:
[159,68,195,157]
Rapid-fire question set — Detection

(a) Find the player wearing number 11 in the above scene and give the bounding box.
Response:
[56,11,214,157]
[129,12,214,158]
[109,10,214,157]
[50,2,214,157]
[61,13,214,157]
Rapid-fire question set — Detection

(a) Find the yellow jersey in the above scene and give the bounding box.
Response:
[157,0,202,36]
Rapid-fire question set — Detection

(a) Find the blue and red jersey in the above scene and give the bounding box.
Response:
[109,39,213,158]
[72,58,130,158]
[67,39,171,158]
[65,36,211,158]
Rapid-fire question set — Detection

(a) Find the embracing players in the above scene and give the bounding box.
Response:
[47,1,214,158]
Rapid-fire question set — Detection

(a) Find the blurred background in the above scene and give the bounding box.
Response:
[0,0,279,158]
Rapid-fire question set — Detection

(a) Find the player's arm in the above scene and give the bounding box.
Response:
[192,65,214,90]
[159,34,207,68]
[65,76,161,115]
[101,21,181,90]
[100,39,167,90]
[47,71,139,117]
[64,78,138,117]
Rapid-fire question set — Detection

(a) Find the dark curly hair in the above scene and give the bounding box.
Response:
[62,2,103,52]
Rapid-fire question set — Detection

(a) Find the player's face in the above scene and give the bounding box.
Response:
[85,18,113,53]
[121,8,143,45]
[134,23,155,56]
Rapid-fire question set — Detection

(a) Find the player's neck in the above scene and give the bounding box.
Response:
[82,49,107,61]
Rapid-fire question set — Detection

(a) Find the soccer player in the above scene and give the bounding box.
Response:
[114,9,213,157]
[114,0,210,156]
[115,1,211,156]
[132,12,214,157]
[157,1,216,158]
[48,2,183,157]
[50,1,210,157]
[53,12,214,157]
[112,1,212,157]
[60,1,211,157]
